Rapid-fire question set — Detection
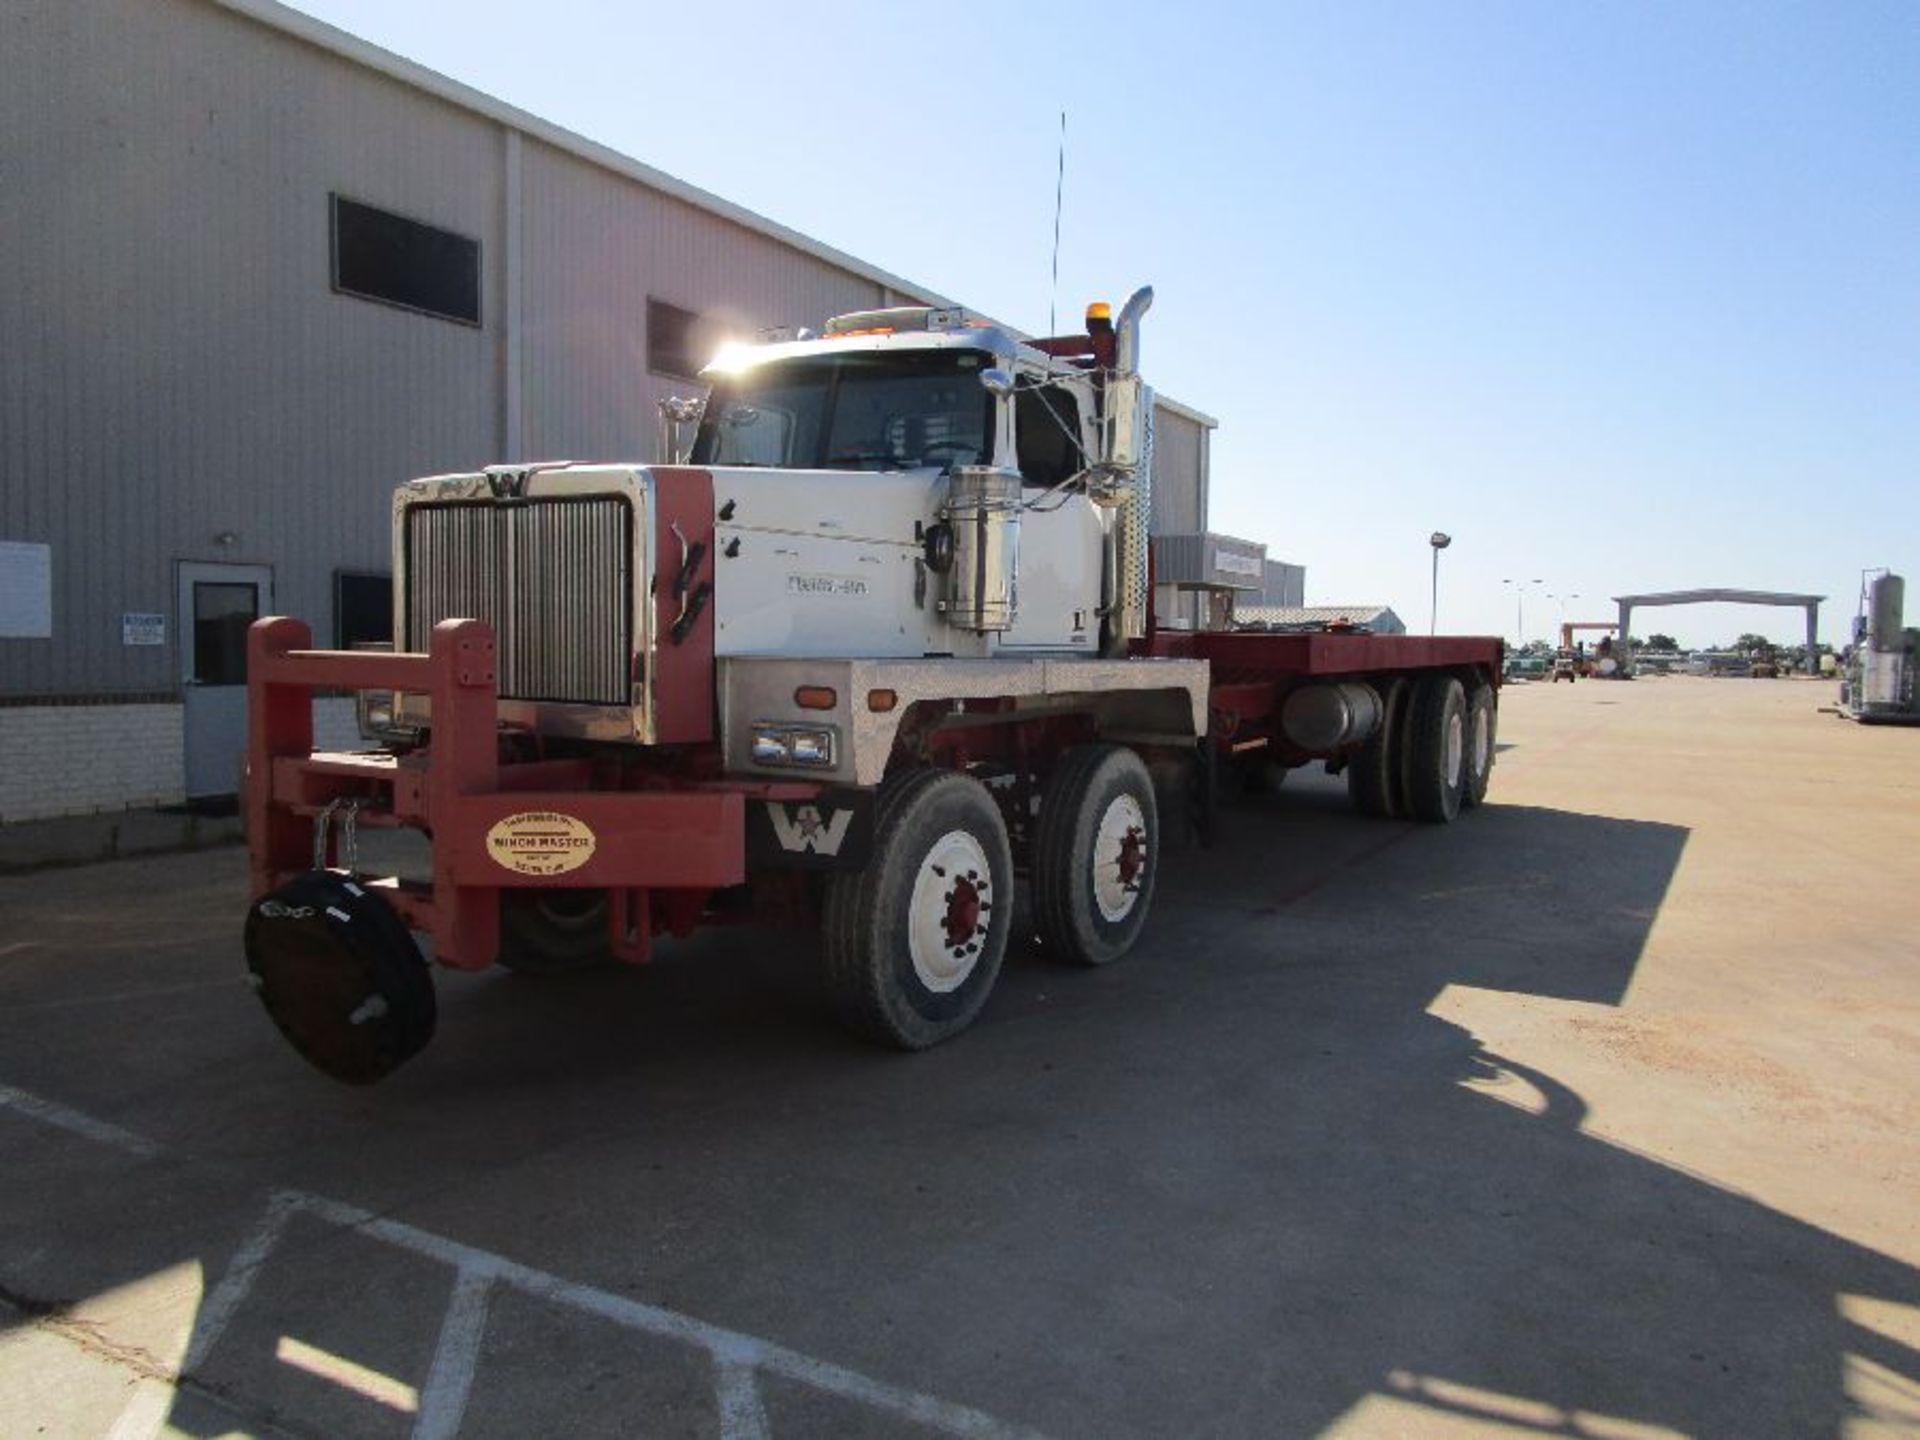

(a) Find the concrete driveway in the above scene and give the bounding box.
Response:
[2,677,1917,1438]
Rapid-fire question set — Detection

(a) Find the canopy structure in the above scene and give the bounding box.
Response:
[1612,590,1825,674]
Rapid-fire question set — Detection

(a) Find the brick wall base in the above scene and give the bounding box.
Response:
[0,704,186,823]
[0,698,364,825]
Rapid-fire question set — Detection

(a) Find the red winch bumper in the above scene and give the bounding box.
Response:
[246,616,752,969]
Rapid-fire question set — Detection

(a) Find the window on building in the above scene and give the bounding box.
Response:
[1015,384,1083,487]
[331,195,481,326]
[334,571,393,650]
[192,583,258,685]
[648,299,725,380]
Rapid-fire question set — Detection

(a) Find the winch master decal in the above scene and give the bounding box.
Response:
[486,811,598,876]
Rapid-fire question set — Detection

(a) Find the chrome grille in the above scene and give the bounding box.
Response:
[405,497,633,705]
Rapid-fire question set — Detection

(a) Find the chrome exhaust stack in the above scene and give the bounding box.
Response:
[1114,285,1153,374]
[1103,287,1155,657]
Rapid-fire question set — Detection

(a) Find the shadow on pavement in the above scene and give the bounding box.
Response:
[1,774,1916,1438]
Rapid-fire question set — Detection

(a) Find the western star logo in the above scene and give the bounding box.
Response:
[766,802,854,856]
[486,811,598,877]
[787,574,869,598]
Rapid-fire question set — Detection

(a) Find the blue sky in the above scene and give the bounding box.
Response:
[285,0,1919,646]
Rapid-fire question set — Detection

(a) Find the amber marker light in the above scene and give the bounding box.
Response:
[794,686,838,710]
[866,688,899,713]
[1085,301,1112,325]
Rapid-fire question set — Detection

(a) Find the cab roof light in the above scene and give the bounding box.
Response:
[824,304,982,337]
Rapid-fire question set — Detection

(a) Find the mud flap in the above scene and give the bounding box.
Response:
[746,789,875,871]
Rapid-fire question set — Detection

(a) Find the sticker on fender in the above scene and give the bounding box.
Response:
[486,811,598,876]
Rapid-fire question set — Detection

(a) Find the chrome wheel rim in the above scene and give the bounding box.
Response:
[1470,706,1491,779]
[1445,710,1465,787]
[1092,793,1148,923]
[907,829,993,993]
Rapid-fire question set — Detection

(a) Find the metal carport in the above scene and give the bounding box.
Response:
[1613,590,1825,674]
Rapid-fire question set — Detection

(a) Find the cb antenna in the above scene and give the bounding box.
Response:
[1049,110,1067,335]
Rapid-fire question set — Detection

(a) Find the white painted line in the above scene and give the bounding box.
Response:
[277,1197,1044,1437]
[181,1192,300,1374]
[103,1375,175,1440]
[0,1083,159,1160]
[715,1356,770,1440]
[2,1082,1050,1440]
[412,1269,494,1440]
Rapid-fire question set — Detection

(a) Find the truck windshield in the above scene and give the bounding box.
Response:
[691,350,993,471]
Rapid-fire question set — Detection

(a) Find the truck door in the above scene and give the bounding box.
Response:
[178,561,272,800]
[1001,382,1101,652]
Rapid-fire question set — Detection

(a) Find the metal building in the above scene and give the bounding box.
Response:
[1260,560,1307,609]
[1236,605,1406,636]
[0,0,1215,823]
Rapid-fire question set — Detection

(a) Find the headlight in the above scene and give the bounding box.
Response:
[356,689,396,741]
[750,723,837,768]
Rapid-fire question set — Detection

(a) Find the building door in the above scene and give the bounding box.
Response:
[178,561,273,800]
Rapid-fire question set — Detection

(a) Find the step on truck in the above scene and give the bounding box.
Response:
[243,288,1504,1083]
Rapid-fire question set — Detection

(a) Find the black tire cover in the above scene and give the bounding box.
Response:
[244,871,435,1085]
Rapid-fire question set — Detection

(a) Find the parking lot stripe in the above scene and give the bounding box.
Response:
[182,1191,301,1374]
[102,1376,175,1440]
[715,1356,769,1440]
[0,1083,159,1160]
[1,1081,1049,1440]
[413,1269,494,1440]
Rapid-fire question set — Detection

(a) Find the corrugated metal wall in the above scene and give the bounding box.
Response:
[1263,561,1307,607]
[2,0,502,695]
[1149,409,1207,535]
[0,0,1213,700]
[518,146,889,462]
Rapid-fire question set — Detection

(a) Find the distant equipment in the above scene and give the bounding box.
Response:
[1559,621,1625,679]
[1841,573,1920,723]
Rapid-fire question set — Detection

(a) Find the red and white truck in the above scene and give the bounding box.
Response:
[243,289,1503,1082]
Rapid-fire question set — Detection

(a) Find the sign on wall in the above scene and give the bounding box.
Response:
[1213,548,1263,579]
[0,541,52,638]
[122,613,166,646]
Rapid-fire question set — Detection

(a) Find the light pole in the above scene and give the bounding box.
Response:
[1429,532,1451,635]
[1502,578,1544,647]
[1546,591,1580,648]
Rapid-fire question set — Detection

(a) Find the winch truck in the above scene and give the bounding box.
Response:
[243,288,1504,1083]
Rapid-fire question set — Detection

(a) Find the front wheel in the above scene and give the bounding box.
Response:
[821,769,1013,1050]
[1032,745,1160,966]
[498,889,614,974]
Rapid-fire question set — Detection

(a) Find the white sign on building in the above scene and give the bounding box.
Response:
[1213,548,1263,579]
[0,541,53,638]
[122,612,166,646]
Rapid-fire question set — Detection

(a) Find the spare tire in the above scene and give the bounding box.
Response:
[244,871,435,1085]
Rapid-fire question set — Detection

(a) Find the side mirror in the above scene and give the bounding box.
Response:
[978,367,1015,398]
